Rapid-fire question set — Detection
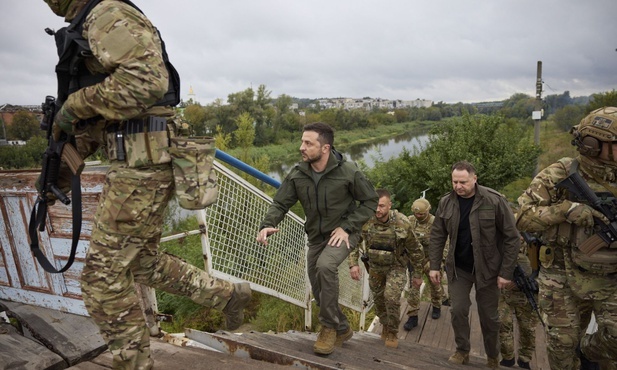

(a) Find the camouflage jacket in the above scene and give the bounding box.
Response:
[517,157,617,273]
[429,184,520,288]
[408,213,450,261]
[349,210,424,279]
[260,150,378,245]
[64,0,174,121]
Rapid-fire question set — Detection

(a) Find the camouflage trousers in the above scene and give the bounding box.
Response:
[538,266,593,370]
[498,287,537,363]
[369,264,406,333]
[81,163,234,370]
[566,256,617,370]
[405,261,445,316]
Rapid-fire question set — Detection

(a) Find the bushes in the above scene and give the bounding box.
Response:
[0,137,46,169]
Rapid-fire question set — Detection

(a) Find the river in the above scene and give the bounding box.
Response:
[267,128,430,182]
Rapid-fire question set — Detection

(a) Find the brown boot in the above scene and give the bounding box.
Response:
[334,327,353,347]
[448,351,470,365]
[313,327,337,355]
[222,282,251,330]
[486,357,499,369]
[380,327,389,340]
[384,330,398,348]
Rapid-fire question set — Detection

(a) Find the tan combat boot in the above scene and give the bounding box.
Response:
[448,351,470,365]
[380,327,389,341]
[334,327,353,347]
[384,330,398,348]
[486,357,499,369]
[313,327,337,355]
[222,282,251,330]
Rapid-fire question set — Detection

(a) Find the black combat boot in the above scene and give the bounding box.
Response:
[517,358,531,369]
[431,306,441,319]
[577,344,600,370]
[403,315,418,331]
[500,357,515,367]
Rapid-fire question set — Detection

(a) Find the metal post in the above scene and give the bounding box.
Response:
[533,61,543,146]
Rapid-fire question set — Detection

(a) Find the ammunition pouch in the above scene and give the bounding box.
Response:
[538,245,554,269]
[369,244,395,252]
[367,249,396,266]
[106,116,172,168]
[169,136,219,210]
[571,245,617,275]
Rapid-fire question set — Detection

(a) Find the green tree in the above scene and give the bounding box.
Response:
[233,112,255,162]
[586,90,617,113]
[366,113,541,210]
[183,103,208,135]
[0,136,47,169]
[553,105,585,132]
[7,111,42,141]
[214,125,232,151]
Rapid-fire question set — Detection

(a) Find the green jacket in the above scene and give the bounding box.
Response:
[428,184,520,289]
[260,150,378,245]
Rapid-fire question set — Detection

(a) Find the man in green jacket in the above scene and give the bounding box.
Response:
[428,161,520,369]
[257,122,378,356]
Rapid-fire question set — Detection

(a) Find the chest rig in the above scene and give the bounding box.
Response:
[364,212,408,266]
[52,0,180,108]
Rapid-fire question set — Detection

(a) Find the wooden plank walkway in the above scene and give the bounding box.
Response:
[1,295,551,369]
[379,292,551,370]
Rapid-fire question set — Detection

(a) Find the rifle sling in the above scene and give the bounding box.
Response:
[28,174,82,274]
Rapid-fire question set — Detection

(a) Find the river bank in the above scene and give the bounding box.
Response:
[226,121,434,169]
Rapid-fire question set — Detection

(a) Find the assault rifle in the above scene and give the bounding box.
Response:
[28,96,84,273]
[513,264,545,327]
[555,161,617,256]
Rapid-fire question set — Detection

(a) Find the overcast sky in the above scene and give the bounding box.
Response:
[1,0,616,106]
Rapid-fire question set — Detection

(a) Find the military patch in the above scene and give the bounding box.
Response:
[591,115,613,129]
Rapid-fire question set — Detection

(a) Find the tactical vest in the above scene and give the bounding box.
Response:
[409,214,434,252]
[363,211,408,267]
[52,0,180,108]
[542,158,617,274]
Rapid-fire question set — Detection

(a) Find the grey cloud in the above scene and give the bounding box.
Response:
[1,0,615,106]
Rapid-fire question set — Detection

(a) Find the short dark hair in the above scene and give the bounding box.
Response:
[303,122,334,147]
[451,160,477,175]
[376,188,391,199]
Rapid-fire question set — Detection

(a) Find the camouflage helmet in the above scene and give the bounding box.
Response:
[411,198,431,213]
[571,107,617,157]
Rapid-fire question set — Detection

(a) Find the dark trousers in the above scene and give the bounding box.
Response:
[449,267,501,358]
[306,237,355,333]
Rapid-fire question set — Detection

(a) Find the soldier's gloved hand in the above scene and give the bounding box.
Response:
[52,106,79,141]
[561,200,608,227]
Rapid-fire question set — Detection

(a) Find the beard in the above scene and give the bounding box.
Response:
[302,151,322,164]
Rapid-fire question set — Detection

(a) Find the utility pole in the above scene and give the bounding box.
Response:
[532,61,543,146]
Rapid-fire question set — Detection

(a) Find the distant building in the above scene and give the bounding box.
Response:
[310,97,432,111]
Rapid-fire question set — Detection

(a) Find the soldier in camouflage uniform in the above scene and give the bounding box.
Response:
[349,189,424,348]
[498,238,537,369]
[404,198,449,331]
[517,107,617,370]
[43,1,251,369]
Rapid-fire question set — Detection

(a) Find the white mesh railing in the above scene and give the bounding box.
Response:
[165,159,374,330]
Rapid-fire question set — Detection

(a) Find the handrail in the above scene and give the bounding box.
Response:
[215,149,281,188]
